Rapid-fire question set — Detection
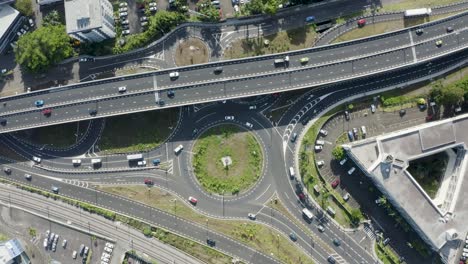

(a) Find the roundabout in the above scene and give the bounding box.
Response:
[191,124,264,195]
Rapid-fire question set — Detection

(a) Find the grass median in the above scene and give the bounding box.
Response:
[192,124,263,195]
[98,109,179,154]
[99,185,314,264]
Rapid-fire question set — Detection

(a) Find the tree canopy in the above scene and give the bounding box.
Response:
[43,10,62,27]
[15,0,33,17]
[244,0,280,15]
[15,25,73,73]
[332,146,345,160]
[196,0,221,22]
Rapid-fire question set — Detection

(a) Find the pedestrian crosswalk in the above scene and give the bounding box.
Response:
[363,226,376,240]
[329,253,347,264]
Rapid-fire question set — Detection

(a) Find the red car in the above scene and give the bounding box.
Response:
[42,108,52,116]
[426,115,433,121]
[357,19,366,27]
[298,193,305,201]
[144,178,153,185]
[188,196,198,205]
[331,179,340,189]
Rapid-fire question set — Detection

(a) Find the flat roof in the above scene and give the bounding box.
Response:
[345,113,468,253]
[64,0,103,34]
[0,5,19,41]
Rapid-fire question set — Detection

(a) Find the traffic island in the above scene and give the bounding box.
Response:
[191,124,264,195]
[97,108,179,154]
[174,37,209,66]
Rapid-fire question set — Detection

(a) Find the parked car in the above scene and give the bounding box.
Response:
[314,145,323,151]
[347,167,355,175]
[33,156,41,163]
[245,122,253,128]
[225,116,234,120]
[122,29,130,35]
[119,12,128,17]
[344,110,350,120]
[118,7,128,12]
[140,16,148,22]
[0,119,6,126]
[121,19,129,25]
[62,239,67,248]
[149,6,157,11]
[352,127,359,139]
[339,158,347,165]
[188,196,198,204]
[105,242,114,249]
[343,193,350,201]
[137,160,146,166]
[331,179,340,188]
[370,104,376,113]
[399,109,406,116]
[149,2,157,6]
[319,129,328,136]
[316,160,324,167]
[152,159,160,166]
[141,21,148,27]
[290,133,297,142]
[416,28,424,35]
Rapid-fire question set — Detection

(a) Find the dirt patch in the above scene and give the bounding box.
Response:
[174,38,209,66]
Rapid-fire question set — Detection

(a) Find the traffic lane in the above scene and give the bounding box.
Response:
[0,75,156,116]
[416,30,468,60]
[0,172,281,264]
[414,12,468,42]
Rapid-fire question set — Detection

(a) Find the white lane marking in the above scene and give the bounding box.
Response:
[255,184,271,201]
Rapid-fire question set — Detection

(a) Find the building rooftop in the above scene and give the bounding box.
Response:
[64,0,103,34]
[0,239,25,264]
[0,4,19,41]
[345,113,468,255]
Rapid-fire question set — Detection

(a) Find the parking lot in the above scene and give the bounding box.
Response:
[1,205,117,264]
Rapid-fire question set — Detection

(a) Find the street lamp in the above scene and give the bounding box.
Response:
[222,190,225,217]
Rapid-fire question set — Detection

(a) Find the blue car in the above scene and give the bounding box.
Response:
[152,159,161,166]
[35,100,44,107]
[305,16,315,23]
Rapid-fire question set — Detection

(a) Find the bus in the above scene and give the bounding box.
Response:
[127,154,143,161]
[404,8,431,17]
[302,208,314,222]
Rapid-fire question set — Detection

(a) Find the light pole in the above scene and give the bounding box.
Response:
[171,199,177,226]
[277,234,280,255]
[205,219,209,240]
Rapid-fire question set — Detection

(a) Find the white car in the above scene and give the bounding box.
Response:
[339,158,347,165]
[32,156,41,163]
[72,250,77,259]
[169,71,179,79]
[149,2,157,6]
[119,2,128,7]
[43,238,48,248]
[119,12,128,17]
[122,29,130,35]
[118,7,127,12]
[247,213,256,220]
[118,86,127,93]
[149,6,157,11]
[249,105,256,110]
[141,21,148,27]
[140,16,148,22]
[72,159,81,166]
[245,122,253,128]
[348,167,356,175]
[174,144,183,154]
[104,247,112,253]
[102,252,111,258]
[105,242,114,249]
[314,145,323,151]
[225,116,234,120]
[319,129,328,136]
[101,257,109,262]
[343,193,350,201]
[137,160,147,166]
[316,160,324,167]
[121,19,129,25]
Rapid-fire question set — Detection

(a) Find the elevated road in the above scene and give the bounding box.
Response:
[0,12,467,133]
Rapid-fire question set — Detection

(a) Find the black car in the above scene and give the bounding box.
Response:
[207,238,216,247]
[399,109,406,116]
[327,256,336,264]
[415,28,424,35]
[344,111,350,120]
[213,67,223,74]
[3,167,11,174]
[89,109,97,116]
[446,26,453,33]
[167,90,175,98]
[0,119,6,126]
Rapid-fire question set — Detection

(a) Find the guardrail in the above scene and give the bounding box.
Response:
[315,0,468,46]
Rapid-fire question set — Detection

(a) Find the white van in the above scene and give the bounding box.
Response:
[91,159,101,165]
[289,167,295,178]
[361,126,367,136]
[72,159,81,166]
[174,145,183,154]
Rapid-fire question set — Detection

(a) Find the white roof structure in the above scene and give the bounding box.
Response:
[345,113,468,258]
[65,0,104,34]
[0,4,19,41]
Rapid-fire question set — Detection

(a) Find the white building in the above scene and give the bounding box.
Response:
[64,0,115,43]
[0,4,22,54]
[0,239,30,264]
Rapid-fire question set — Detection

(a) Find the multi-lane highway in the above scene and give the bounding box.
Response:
[1,11,468,133]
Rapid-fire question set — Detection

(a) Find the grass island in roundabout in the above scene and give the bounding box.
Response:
[191,124,264,195]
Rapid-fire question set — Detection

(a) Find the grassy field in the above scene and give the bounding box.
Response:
[224,25,317,59]
[175,38,209,66]
[332,20,403,43]
[192,125,263,195]
[379,0,464,12]
[98,109,179,154]
[14,121,90,148]
[99,185,314,264]
[0,232,8,242]
[375,242,401,264]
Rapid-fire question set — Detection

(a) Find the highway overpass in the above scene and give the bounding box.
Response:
[0,11,468,133]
